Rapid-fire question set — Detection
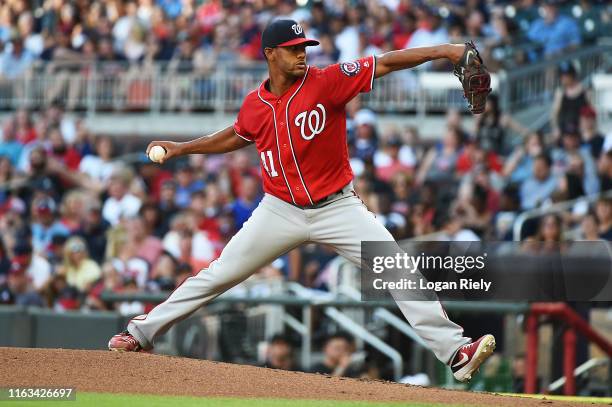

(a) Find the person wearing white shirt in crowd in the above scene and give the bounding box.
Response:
[102,168,142,226]
[17,12,44,57]
[334,8,361,62]
[0,37,34,80]
[79,136,119,183]
[405,6,449,70]
[11,242,52,291]
[438,213,481,242]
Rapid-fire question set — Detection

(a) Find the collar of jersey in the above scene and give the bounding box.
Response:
[258,67,309,102]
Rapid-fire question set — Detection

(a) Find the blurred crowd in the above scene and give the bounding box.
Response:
[0,56,610,311]
[0,0,610,85]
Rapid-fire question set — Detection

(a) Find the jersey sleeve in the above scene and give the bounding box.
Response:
[233,104,255,143]
[320,55,376,107]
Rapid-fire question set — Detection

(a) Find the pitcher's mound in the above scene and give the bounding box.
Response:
[1,347,568,406]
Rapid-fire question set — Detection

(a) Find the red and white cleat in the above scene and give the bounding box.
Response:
[450,334,496,382]
[108,331,143,352]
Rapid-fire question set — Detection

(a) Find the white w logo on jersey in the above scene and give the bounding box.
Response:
[292,24,303,35]
[294,104,326,140]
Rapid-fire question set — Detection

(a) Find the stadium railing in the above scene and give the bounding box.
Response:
[512,189,612,241]
[0,44,609,119]
[0,54,525,116]
[525,302,612,396]
[0,61,494,115]
[497,43,612,114]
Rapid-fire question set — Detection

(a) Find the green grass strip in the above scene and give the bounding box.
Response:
[3,392,472,407]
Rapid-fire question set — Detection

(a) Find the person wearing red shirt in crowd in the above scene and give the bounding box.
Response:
[14,109,37,145]
[47,127,81,171]
[456,138,502,175]
[375,136,414,182]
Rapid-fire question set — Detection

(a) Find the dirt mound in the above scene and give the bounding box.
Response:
[1,347,572,406]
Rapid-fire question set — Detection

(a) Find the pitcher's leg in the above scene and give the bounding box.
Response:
[127,196,308,349]
[310,196,469,363]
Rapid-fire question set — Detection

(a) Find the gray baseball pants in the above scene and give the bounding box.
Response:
[128,184,469,364]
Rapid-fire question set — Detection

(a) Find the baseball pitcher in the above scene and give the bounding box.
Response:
[109,19,494,382]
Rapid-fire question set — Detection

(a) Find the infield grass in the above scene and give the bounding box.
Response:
[5,392,612,406]
[1,392,470,407]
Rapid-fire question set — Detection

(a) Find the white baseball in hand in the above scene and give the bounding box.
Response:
[148,145,166,163]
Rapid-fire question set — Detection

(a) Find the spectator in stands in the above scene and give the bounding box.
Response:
[598,150,612,192]
[17,12,43,57]
[374,136,413,183]
[389,172,412,217]
[58,190,87,232]
[535,214,563,243]
[102,167,142,226]
[311,332,361,377]
[158,179,179,223]
[437,211,480,241]
[352,109,379,161]
[551,63,590,140]
[42,273,81,311]
[264,335,297,371]
[503,132,544,184]
[176,229,209,272]
[456,138,503,179]
[139,202,167,238]
[78,136,118,183]
[19,146,64,203]
[116,215,164,270]
[199,183,228,250]
[405,5,448,70]
[519,153,558,210]
[0,118,23,166]
[552,129,600,196]
[0,157,24,216]
[166,39,199,111]
[416,127,463,185]
[58,236,101,293]
[86,261,126,311]
[163,212,216,266]
[369,192,407,239]
[595,198,612,240]
[14,108,37,145]
[47,234,67,269]
[493,185,521,241]
[308,34,339,66]
[11,241,51,292]
[0,36,34,80]
[334,6,361,62]
[174,163,205,209]
[555,153,590,219]
[474,94,529,155]
[579,105,604,160]
[76,199,109,264]
[30,196,70,255]
[527,0,581,58]
[230,175,261,230]
[580,212,600,241]
[511,354,527,393]
[1,261,44,306]
[46,126,81,171]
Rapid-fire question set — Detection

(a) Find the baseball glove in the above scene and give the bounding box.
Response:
[453,41,491,114]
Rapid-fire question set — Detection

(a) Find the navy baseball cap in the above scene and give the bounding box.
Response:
[261,19,319,52]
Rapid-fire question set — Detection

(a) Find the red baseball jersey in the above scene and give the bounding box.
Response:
[233,55,376,206]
